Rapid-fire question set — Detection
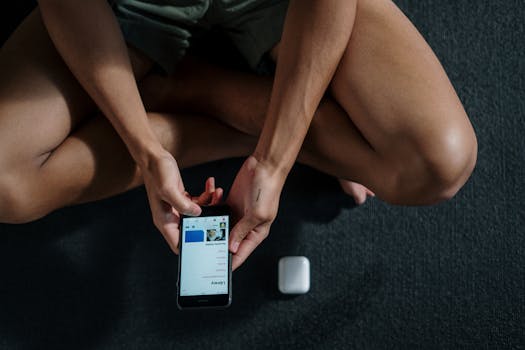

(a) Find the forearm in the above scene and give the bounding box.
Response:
[254,0,356,176]
[38,0,162,165]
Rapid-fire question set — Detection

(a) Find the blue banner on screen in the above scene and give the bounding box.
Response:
[185,230,204,243]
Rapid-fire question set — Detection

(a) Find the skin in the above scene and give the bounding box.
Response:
[227,0,359,265]
[37,0,202,241]
[0,0,477,271]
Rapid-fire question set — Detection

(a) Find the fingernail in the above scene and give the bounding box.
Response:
[231,241,239,253]
[192,206,201,216]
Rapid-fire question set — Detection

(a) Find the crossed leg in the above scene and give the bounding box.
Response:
[0,0,477,224]
[141,0,477,205]
[140,0,477,205]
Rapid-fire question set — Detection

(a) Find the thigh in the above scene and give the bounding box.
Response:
[328,0,475,163]
[0,7,153,169]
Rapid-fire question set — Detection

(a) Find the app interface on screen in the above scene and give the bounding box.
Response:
[180,215,229,296]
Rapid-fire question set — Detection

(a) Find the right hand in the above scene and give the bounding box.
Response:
[226,155,286,270]
[140,150,223,254]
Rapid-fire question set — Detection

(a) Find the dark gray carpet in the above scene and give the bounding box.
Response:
[1,1,524,349]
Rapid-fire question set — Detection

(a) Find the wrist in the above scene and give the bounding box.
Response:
[251,149,291,182]
[253,111,306,181]
[129,137,167,169]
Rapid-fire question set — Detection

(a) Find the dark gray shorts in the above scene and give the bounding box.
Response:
[109,0,289,75]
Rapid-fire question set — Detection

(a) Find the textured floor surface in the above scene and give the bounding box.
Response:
[0,1,524,349]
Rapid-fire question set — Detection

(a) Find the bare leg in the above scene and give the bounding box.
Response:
[1,87,379,224]
[0,7,152,222]
[0,0,478,223]
[148,0,478,205]
[4,28,478,223]
[0,54,381,223]
[36,109,256,208]
[277,0,474,205]
[0,9,257,223]
[327,0,477,204]
[140,58,383,204]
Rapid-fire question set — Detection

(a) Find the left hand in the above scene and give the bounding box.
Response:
[226,155,286,270]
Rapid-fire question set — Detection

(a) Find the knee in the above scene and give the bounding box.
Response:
[386,121,478,205]
[433,125,477,202]
[0,172,48,224]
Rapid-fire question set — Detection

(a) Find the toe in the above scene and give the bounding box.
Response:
[338,178,373,205]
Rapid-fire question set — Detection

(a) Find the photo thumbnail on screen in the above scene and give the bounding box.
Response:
[207,228,225,241]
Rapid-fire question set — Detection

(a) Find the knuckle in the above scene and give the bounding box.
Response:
[256,229,270,242]
[180,201,194,214]
[252,209,272,222]
[241,230,251,239]
[234,253,246,265]
[158,184,173,198]
[234,229,247,240]
[251,210,264,222]
[261,228,271,239]
[250,235,264,246]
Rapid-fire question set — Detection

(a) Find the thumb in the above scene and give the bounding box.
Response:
[180,196,202,216]
[163,187,202,216]
[229,216,255,253]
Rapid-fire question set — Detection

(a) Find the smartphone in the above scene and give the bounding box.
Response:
[177,204,232,309]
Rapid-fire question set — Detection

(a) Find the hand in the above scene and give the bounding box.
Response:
[226,155,286,270]
[141,150,223,254]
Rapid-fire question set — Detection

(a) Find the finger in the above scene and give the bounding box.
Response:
[192,191,212,205]
[159,201,182,255]
[366,188,376,197]
[163,186,201,216]
[229,216,257,253]
[191,192,211,205]
[206,177,215,193]
[190,177,215,204]
[203,177,216,204]
[211,187,223,205]
[231,230,266,271]
[146,190,181,254]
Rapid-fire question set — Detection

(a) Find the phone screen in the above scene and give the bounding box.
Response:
[180,215,229,296]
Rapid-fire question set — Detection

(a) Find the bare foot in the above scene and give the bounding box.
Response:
[338,179,375,205]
